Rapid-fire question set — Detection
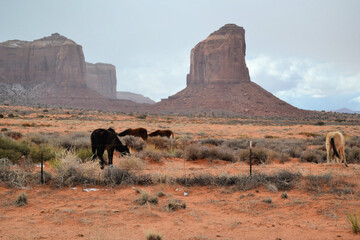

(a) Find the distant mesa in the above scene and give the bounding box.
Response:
[333,108,360,114]
[0,33,140,111]
[151,24,305,116]
[117,91,155,104]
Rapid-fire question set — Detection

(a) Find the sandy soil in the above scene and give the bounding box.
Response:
[1,162,359,240]
[0,105,360,239]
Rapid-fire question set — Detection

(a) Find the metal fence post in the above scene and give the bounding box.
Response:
[249,141,252,177]
[40,145,44,184]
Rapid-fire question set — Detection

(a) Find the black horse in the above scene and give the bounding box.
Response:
[91,128,130,169]
[118,127,148,141]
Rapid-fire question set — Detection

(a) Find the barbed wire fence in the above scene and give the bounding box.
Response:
[38,139,293,184]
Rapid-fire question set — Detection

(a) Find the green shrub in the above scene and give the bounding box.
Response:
[0,149,22,162]
[0,136,30,163]
[75,148,93,162]
[29,144,56,163]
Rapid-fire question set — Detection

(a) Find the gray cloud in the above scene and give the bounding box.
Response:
[1,0,359,110]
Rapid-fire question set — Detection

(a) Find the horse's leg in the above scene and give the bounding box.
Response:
[335,148,340,163]
[326,142,331,163]
[340,146,348,167]
[91,145,97,161]
[97,147,105,169]
[108,148,114,166]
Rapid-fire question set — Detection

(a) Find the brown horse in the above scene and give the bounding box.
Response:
[149,130,174,138]
[325,131,347,167]
[118,127,148,141]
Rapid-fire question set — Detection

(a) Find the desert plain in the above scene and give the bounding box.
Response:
[0,105,359,240]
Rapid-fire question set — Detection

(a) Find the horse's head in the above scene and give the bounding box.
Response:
[117,143,130,156]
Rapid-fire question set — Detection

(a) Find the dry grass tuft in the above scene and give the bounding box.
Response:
[120,135,146,152]
[145,230,162,240]
[166,198,186,211]
[347,213,360,234]
[135,190,158,205]
[115,155,145,170]
[14,192,28,207]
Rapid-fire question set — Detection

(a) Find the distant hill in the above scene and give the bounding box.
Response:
[117,91,155,104]
[333,108,360,114]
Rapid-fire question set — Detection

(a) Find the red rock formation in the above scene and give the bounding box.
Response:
[0,33,140,111]
[187,24,250,85]
[0,33,85,87]
[151,24,305,116]
[86,62,117,99]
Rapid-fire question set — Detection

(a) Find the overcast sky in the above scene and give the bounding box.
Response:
[1,0,359,111]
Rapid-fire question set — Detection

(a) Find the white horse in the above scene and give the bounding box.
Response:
[325,131,347,167]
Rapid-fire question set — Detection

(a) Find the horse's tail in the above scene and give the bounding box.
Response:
[330,138,340,158]
[171,131,174,139]
[90,137,97,160]
[144,131,148,140]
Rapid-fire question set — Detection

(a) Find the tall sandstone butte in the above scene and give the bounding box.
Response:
[151,24,304,116]
[187,24,250,85]
[0,33,86,87]
[86,62,117,99]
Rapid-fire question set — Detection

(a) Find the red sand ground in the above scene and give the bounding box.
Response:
[0,106,360,239]
[1,162,359,240]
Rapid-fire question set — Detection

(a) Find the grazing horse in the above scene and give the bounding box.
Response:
[325,131,347,167]
[91,128,130,169]
[149,130,174,138]
[118,127,148,141]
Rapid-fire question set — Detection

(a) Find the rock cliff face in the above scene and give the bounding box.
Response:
[86,62,117,99]
[0,33,86,87]
[0,33,141,111]
[187,24,250,85]
[151,24,305,116]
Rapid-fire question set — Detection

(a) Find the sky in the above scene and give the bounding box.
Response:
[0,0,359,111]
